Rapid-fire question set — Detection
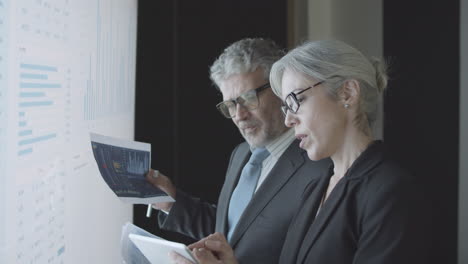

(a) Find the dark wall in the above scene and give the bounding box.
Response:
[133,0,460,256]
[384,0,459,263]
[134,0,287,243]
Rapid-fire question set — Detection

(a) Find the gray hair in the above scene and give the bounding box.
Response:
[210,38,285,89]
[270,40,388,133]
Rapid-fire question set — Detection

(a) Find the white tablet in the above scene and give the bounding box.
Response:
[129,234,198,264]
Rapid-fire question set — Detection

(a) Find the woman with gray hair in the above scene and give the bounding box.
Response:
[270,39,427,264]
[171,40,428,264]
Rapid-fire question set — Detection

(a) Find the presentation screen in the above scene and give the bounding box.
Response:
[0,0,137,263]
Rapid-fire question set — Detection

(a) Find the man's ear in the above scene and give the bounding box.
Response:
[339,79,360,106]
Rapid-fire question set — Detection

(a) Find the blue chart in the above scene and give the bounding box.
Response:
[0,0,9,256]
[0,0,7,148]
[17,62,61,157]
[90,141,162,198]
[83,0,136,121]
[1,0,137,262]
[0,0,8,164]
[126,152,149,175]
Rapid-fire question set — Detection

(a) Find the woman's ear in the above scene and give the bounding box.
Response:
[339,79,360,107]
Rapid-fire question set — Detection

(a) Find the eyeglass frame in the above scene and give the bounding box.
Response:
[281,80,324,115]
[216,82,271,118]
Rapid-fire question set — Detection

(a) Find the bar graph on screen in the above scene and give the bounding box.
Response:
[83,0,136,121]
[16,61,64,158]
[0,0,137,262]
[0,0,9,258]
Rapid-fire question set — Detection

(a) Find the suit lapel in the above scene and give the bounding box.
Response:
[229,141,306,247]
[279,170,330,263]
[217,144,250,236]
[296,178,348,263]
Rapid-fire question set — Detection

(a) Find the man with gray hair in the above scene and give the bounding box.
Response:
[146,38,329,264]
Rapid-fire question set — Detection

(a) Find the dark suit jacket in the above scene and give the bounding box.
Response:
[279,141,429,264]
[158,140,330,264]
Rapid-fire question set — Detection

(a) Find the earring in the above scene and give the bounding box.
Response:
[344,104,350,109]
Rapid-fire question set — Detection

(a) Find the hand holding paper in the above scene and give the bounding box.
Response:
[90,133,174,204]
[145,169,176,212]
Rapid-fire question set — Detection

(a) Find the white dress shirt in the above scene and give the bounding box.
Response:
[252,128,295,193]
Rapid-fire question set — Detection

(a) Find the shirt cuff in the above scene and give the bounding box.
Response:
[152,204,170,215]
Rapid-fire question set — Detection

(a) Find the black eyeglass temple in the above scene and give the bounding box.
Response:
[257,82,270,91]
[295,80,324,95]
[313,80,324,87]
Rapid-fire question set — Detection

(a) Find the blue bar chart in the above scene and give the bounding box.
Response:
[1,0,137,262]
[0,0,9,257]
[126,151,150,175]
[17,62,62,157]
[83,0,136,121]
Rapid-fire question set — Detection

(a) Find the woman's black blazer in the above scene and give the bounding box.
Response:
[279,141,430,264]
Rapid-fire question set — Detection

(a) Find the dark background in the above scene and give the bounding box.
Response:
[133,0,288,244]
[383,0,459,263]
[134,0,459,262]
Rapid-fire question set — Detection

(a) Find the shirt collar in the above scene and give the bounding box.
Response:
[250,129,295,159]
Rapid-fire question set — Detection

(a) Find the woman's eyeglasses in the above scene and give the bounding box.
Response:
[281,81,324,115]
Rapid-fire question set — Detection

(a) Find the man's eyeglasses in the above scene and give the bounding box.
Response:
[281,81,324,115]
[216,83,270,119]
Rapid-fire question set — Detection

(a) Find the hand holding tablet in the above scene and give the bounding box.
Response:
[129,234,198,264]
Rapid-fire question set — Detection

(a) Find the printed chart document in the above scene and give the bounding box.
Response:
[129,234,198,264]
[90,133,174,204]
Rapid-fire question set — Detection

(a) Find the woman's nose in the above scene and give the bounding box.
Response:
[284,111,297,127]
